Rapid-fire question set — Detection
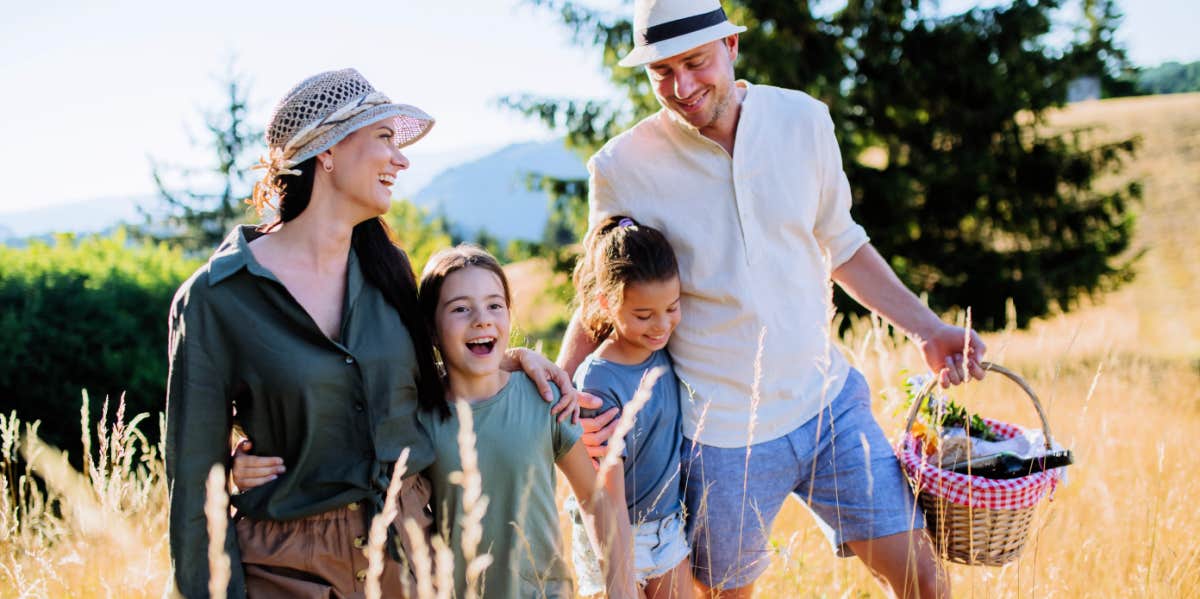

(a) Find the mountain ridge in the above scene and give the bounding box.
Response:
[1,139,583,244]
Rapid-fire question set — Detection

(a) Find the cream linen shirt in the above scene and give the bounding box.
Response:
[587,81,869,448]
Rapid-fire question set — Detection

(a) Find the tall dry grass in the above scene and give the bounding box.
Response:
[1,393,172,598]
[746,92,1200,597]
[2,93,1198,598]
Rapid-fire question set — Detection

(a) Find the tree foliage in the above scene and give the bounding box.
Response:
[507,0,1141,329]
[384,199,455,276]
[0,231,199,453]
[139,69,262,255]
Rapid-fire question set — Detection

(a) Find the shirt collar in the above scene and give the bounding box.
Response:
[207,225,263,286]
[207,225,364,304]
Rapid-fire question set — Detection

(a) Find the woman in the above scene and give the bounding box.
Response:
[165,68,576,599]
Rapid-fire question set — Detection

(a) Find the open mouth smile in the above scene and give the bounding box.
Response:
[465,336,496,356]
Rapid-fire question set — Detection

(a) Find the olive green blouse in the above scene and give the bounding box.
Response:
[165,225,435,598]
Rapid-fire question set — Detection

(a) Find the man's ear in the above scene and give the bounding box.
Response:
[724,34,740,62]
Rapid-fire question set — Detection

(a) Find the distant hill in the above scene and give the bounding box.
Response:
[412,139,587,242]
[0,195,153,244]
[1137,60,1200,95]
[0,140,581,246]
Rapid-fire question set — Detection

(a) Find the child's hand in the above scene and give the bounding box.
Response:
[230,439,285,492]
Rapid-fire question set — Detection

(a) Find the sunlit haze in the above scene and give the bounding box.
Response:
[0,0,1194,215]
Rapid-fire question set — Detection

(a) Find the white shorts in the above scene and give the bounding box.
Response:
[566,496,691,596]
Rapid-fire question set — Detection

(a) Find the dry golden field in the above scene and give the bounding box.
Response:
[2,92,1197,598]
[743,92,1200,598]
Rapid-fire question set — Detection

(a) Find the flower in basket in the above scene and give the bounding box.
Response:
[904,373,998,442]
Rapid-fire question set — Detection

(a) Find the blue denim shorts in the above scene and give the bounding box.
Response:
[567,497,691,596]
[682,369,923,590]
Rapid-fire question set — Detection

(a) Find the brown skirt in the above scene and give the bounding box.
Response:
[235,474,433,599]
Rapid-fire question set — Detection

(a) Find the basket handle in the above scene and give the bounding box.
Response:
[903,362,1054,451]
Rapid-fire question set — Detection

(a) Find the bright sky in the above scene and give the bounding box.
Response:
[0,0,1195,215]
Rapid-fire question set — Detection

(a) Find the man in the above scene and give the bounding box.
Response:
[559,1,986,597]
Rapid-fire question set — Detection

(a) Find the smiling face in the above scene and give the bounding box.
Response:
[646,36,740,134]
[605,275,682,362]
[434,265,512,389]
[322,117,409,219]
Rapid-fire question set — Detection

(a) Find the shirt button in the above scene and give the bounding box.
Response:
[344,355,355,365]
[347,501,360,511]
[355,402,365,412]
[355,569,367,582]
[353,535,367,549]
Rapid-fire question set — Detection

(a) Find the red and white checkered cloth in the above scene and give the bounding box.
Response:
[897,418,1063,510]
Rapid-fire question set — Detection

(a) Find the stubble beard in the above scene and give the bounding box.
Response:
[705,84,733,131]
[666,80,734,133]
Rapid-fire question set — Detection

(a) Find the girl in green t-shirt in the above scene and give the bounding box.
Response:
[412,244,635,598]
[233,244,637,599]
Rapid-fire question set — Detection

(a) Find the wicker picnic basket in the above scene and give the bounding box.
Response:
[898,362,1064,566]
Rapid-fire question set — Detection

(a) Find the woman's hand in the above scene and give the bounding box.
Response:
[230,439,286,492]
[503,347,581,423]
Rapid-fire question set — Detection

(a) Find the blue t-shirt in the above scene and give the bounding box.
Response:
[575,349,683,523]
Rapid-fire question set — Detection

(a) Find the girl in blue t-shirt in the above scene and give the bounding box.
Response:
[568,215,693,598]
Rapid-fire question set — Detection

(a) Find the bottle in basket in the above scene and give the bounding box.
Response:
[945,450,1074,479]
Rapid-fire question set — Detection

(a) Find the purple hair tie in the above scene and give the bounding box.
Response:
[618,217,636,228]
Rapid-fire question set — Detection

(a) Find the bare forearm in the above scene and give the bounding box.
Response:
[832,244,943,341]
[556,308,601,378]
[560,445,636,598]
[834,244,988,385]
[579,468,636,598]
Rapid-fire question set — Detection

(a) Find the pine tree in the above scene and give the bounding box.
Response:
[506,0,1140,329]
[140,68,262,254]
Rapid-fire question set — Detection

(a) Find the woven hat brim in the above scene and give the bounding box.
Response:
[618,22,746,68]
[290,103,435,165]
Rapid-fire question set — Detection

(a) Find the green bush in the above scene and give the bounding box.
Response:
[1,200,456,454]
[0,230,199,453]
[1,203,454,454]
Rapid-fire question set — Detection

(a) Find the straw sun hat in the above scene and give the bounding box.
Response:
[250,68,434,214]
[618,0,746,68]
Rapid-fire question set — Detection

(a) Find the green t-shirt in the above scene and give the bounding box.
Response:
[419,373,582,599]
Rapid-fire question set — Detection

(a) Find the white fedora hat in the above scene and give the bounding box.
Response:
[619,0,747,68]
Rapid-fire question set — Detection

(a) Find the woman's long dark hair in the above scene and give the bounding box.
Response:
[268,157,447,417]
